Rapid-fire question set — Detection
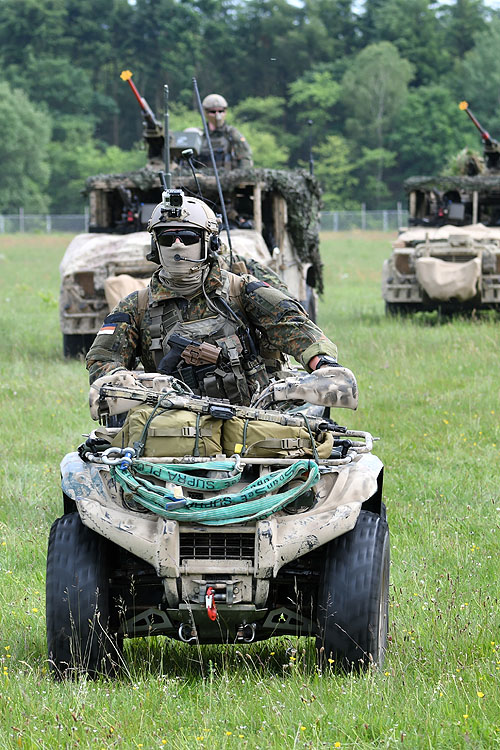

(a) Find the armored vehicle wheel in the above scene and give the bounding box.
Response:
[46,512,122,678]
[385,302,419,317]
[316,509,389,671]
[305,285,317,322]
[63,333,96,358]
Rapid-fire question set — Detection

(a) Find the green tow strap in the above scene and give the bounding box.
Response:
[110,458,320,526]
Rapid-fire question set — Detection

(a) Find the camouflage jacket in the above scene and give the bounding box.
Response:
[199,124,253,169]
[86,260,336,384]
[217,246,289,294]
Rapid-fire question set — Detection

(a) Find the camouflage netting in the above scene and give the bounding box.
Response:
[85,167,324,292]
[404,175,500,194]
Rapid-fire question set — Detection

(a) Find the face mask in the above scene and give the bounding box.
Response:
[156,231,207,296]
[206,108,226,129]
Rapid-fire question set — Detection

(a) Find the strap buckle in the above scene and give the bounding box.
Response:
[280,438,301,450]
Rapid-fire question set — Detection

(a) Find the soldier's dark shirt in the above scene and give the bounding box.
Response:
[86,261,337,384]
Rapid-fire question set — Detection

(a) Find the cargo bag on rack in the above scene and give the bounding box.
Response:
[222,417,334,459]
[112,404,223,457]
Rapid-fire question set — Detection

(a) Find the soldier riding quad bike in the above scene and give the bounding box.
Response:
[46,366,388,678]
[59,73,322,356]
[383,101,500,314]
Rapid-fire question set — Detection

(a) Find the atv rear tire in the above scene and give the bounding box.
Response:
[316,509,389,671]
[46,512,122,678]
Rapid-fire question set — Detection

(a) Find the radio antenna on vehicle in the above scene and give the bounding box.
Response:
[307,119,314,176]
[192,77,233,264]
[163,85,171,188]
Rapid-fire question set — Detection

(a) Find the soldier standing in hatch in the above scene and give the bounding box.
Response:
[86,194,337,405]
[198,94,253,170]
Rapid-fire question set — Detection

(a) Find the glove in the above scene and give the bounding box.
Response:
[271,365,358,410]
[311,355,341,370]
[89,369,146,421]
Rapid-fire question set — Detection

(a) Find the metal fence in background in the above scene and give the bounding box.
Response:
[0,207,408,234]
[320,207,408,232]
[0,209,89,234]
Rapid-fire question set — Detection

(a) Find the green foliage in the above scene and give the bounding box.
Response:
[388,84,475,182]
[0,81,51,212]
[341,43,414,149]
[440,0,488,61]
[167,103,201,133]
[238,124,289,168]
[311,135,359,209]
[48,119,145,212]
[288,69,341,125]
[232,96,286,137]
[354,147,397,206]
[370,0,449,85]
[341,43,412,205]
[442,147,484,176]
[0,0,499,210]
[455,16,500,135]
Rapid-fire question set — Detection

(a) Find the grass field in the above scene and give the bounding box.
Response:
[0,231,499,749]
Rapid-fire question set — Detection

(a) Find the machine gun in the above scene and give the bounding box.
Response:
[459,101,500,170]
[121,69,164,162]
[89,366,359,423]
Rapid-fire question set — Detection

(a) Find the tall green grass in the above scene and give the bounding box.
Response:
[0,232,498,749]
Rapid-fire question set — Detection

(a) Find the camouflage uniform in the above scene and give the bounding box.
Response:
[199,124,253,170]
[86,260,336,403]
[218,247,289,294]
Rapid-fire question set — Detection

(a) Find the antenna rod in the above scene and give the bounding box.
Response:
[192,77,233,259]
[307,119,314,176]
[163,84,171,188]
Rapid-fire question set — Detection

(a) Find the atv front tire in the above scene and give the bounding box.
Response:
[316,509,390,671]
[46,512,122,678]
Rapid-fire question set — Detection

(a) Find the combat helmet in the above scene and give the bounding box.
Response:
[146,192,220,263]
[202,94,228,111]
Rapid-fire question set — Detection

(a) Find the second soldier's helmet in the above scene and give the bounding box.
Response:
[202,93,228,111]
[146,193,220,263]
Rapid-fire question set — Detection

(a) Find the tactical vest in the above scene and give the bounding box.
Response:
[199,129,233,169]
[138,272,270,405]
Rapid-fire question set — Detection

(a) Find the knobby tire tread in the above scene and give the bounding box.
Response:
[317,509,390,671]
[46,512,121,678]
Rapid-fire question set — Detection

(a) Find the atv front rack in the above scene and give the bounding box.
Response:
[82,429,374,468]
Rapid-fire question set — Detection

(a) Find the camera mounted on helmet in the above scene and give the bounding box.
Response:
[160,187,184,218]
[146,188,221,265]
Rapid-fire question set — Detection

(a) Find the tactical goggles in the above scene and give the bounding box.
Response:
[208,109,226,114]
[156,229,202,247]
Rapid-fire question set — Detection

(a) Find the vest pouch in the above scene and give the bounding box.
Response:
[222,417,334,459]
[112,405,223,458]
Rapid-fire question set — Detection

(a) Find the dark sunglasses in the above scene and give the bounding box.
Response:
[156,229,202,247]
[208,109,226,114]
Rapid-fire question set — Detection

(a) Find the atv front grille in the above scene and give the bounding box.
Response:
[433,253,477,263]
[179,533,255,563]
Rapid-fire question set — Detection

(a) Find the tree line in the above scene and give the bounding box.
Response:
[0,0,497,213]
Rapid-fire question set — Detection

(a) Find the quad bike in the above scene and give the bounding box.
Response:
[46,367,388,678]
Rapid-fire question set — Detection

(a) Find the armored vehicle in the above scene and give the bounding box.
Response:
[59,75,322,356]
[382,102,500,314]
[46,366,388,677]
